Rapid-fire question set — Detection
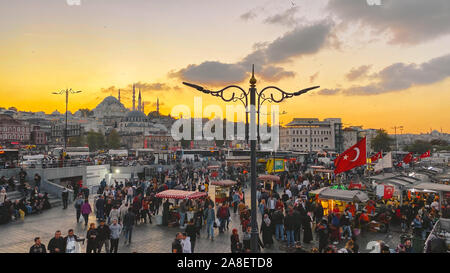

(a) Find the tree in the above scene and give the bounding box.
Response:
[371,129,394,152]
[405,140,432,154]
[86,130,106,151]
[68,135,85,147]
[106,129,121,149]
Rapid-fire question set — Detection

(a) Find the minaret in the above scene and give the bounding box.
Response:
[132,84,136,111]
[157,97,159,115]
[142,101,145,114]
[118,89,121,103]
[138,88,142,112]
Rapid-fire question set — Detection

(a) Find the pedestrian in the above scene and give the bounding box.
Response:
[230,228,242,253]
[74,195,85,223]
[260,213,273,248]
[123,207,135,245]
[172,232,183,253]
[81,199,92,227]
[109,218,122,253]
[284,209,296,248]
[48,230,66,253]
[181,232,192,253]
[86,223,98,253]
[29,237,46,253]
[62,187,69,209]
[96,220,111,253]
[317,219,329,253]
[204,204,215,241]
[185,219,197,253]
[64,229,84,253]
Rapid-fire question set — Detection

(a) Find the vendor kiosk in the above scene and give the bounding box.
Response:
[309,187,369,216]
[257,174,280,194]
[211,180,237,204]
[155,190,207,227]
[207,165,220,180]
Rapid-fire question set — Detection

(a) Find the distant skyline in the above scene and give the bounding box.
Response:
[1,0,450,134]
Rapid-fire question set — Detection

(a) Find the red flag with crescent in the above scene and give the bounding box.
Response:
[370,151,382,162]
[420,150,431,158]
[334,137,366,174]
[384,185,394,199]
[403,152,414,164]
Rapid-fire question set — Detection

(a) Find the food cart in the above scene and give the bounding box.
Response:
[211,180,237,204]
[207,165,220,179]
[155,190,207,226]
[406,182,450,210]
[257,174,280,194]
[309,187,369,216]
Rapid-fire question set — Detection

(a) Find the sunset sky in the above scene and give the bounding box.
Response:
[1,0,449,134]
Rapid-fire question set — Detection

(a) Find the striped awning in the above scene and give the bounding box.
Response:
[258,175,280,182]
[155,190,207,200]
[211,180,237,187]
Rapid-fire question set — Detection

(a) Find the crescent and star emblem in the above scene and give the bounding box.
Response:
[350,147,360,162]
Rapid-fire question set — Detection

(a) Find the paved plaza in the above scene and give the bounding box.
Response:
[0,185,402,253]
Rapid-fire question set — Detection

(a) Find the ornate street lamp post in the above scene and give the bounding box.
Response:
[183,65,319,252]
[52,89,82,149]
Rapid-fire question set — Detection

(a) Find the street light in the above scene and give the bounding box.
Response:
[52,89,82,150]
[391,125,403,151]
[183,65,319,252]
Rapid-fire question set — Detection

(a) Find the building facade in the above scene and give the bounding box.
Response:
[0,114,31,146]
[279,118,343,153]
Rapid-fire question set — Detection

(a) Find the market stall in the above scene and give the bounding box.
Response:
[257,174,280,194]
[207,165,220,179]
[406,182,450,210]
[155,190,207,227]
[309,187,369,216]
[211,180,237,204]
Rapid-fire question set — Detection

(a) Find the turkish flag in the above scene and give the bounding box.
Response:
[384,185,394,199]
[334,137,366,174]
[420,150,431,158]
[402,152,414,164]
[413,156,419,162]
[370,151,382,162]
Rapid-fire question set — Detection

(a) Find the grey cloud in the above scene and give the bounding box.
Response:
[310,72,319,83]
[343,53,450,95]
[327,0,450,45]
[316,88,340,96]
[240,10,258,21]
[263,7,299,27]
[346,65,372,81]
[170,21,334,85]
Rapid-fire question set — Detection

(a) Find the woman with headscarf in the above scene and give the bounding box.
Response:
[230,228,242,253]
[260,213,274,248]
[303,212,313,244]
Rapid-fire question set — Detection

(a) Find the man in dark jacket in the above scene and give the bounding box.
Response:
[272,208,285,241]
[29,237,46,253]
[284,209,296,248]
[48,230,66,253]
[293,206,302,243]
[96,220,111,253]
[95,195,106,220]
[123,208,135,244]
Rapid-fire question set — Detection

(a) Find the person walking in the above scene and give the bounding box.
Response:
[272,207,285,241]
[204,204,215,241]
[230,228,242,253]
[62,187,69,209]
[81,199,92,227]
[47,230,66,253]
[123,207,135,245]
[86,223,98,253]
[29,237,46,253]
[74,195,84,223]
[96,220,111,253]
[185,219,197,253]
[284,209,296,248]
[260,213,274,248]
[109,218,122,253]
[64,229,84,253]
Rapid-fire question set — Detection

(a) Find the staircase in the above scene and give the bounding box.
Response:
[5,181,62,208]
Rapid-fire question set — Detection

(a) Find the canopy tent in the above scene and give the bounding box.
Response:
[207,165,220,170]
[155,190,207,200]
[312,187,369,203]
[330,185,348,190]
[211,180,237,187]
[257,174,280,182]
[408,183,450,193]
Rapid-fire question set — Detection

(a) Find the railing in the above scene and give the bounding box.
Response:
[41,179,74,203]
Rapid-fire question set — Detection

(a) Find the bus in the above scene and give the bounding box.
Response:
[175,149,221,161]
[65,147,90,157]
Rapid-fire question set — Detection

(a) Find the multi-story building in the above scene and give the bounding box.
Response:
[342,127,359,150]
[279,118,343,153]
[0,114,31,146]
[51,123,82,144]
[31,125,47,145]
[144,134,180,150]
